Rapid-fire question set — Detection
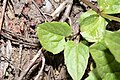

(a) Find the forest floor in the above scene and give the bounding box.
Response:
[0,0,120,80]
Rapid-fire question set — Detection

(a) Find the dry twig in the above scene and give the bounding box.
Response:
[18,49,43,80]
[34,54,45,80]
[19,44,23,70]
[51,0,69,18]
[0,0,8,31]
[60,0,73,22]
[0,30,40,48]
[32,0,49,22]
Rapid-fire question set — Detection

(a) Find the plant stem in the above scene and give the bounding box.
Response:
[81,0,99,13]
[100,13,120,23]
[81,0,120,22]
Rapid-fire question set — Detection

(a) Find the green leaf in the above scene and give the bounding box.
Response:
[105,30,120,62]
[98,0,120,14]
[90,41,120,80]
[80,14,106,42]
[37,22,72,54]
[85,69,101,80]
[79,10,97,24]
[64,41,89,80]
[103,72,120,80]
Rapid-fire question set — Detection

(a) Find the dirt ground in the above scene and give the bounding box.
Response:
[0,0,120,80]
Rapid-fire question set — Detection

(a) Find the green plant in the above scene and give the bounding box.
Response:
[36,0,120,80]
